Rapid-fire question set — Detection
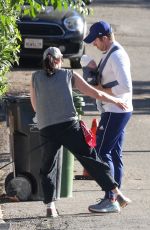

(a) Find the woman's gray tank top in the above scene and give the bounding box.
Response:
[32,69,78,130]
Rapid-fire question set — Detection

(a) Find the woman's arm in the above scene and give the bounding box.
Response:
[73,71,127,110]
[95,84,114,96]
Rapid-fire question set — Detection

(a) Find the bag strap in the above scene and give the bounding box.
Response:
[98,46,120,83]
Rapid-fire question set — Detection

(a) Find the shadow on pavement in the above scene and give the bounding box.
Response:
[133,80,150,114]
[93,0,150,8]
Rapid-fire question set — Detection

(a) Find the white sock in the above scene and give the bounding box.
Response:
[47,201,55,209]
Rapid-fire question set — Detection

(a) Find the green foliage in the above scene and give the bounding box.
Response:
[0,0,91,96]
[0,0,22,96]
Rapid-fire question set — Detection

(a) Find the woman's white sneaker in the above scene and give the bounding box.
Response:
[46,208,58,218]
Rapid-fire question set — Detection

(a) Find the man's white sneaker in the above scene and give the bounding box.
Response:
[88,199,121,213]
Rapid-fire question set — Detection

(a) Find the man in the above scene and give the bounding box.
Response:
[84,21,133,213]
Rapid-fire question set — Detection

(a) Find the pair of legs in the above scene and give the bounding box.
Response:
[96,112,132,200]
[40,120,118,204]
[39,120,131,216]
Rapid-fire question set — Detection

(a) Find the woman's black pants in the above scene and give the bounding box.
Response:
[39,120,118,204]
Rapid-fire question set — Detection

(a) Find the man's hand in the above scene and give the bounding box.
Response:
[93,83,103,91]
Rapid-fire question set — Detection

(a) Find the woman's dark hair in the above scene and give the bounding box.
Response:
[43,54,56,77]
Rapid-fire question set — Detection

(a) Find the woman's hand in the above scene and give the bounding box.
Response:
[73,71,128,109]
[114,98,128,110]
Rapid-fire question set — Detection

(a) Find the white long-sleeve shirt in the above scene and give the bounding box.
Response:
[96,41,133,113]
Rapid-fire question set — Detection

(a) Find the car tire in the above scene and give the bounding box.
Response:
[70,58,81,69]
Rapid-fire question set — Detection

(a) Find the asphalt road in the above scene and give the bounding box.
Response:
[0,0,150,229]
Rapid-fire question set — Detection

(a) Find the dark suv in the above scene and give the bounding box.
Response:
[17,4,87,68]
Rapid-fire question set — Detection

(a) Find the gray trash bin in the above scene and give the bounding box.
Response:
[4,95,62,201]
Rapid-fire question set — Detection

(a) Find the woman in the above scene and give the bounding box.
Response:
[30,47,131,217]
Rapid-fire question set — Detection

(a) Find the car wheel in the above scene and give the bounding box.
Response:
[70,58,81,69]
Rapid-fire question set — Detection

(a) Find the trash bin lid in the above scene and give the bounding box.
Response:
[4,94,30,103]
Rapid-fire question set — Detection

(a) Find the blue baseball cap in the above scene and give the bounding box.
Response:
[84,21,112,43]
